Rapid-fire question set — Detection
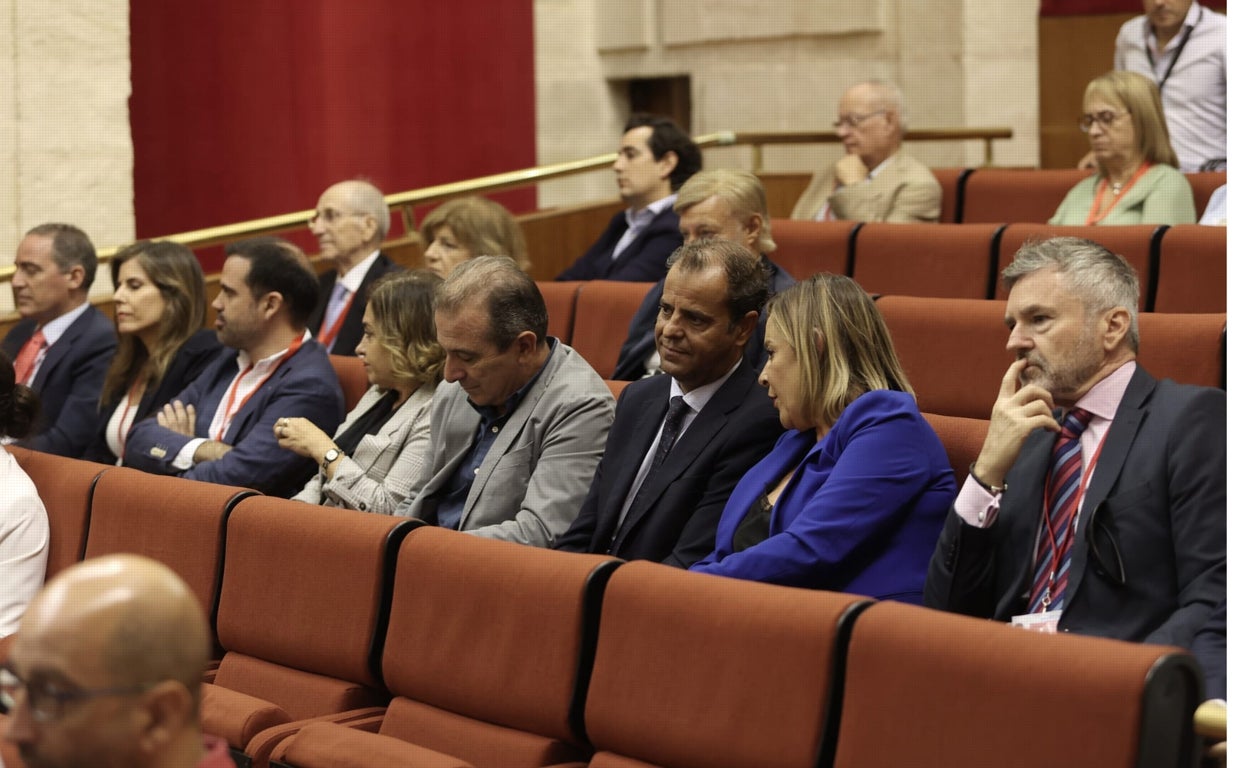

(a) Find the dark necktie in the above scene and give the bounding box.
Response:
[611,396,691,546]
[1028,407,1093,613]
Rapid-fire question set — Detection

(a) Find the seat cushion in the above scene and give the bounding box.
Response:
[201,682,291,749]
[283,722,475,768]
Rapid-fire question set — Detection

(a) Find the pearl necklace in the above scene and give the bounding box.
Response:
[1109,179,1125,195]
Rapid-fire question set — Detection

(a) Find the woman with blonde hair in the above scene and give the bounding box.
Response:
[280,270,445,514]
[1051,70,1195,225]
[420,196,529,276]
[86,240,220,464]
[691,273,955,601]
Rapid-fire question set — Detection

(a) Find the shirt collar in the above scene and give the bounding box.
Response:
[1072,360,1137,423]
[1145,3,1202,49]
[626,192,678,228]
[39,301,91,346]
[236,329,311,370]
[338,250,382,294]
[868,153,896,180]
[670,357,742,413]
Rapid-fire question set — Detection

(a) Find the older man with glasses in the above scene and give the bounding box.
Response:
[790,79,941,223]
[2,554,233,768]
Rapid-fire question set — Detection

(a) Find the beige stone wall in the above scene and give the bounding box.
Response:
[535,0,1040,208]
[0,0,132,311]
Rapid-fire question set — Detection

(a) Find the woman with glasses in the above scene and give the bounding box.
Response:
[689,274,956,602]
[0,350,47,637]
[420,196,529,277]
[1050,71,1195,225]
[84,240,221,465]
[280,270,444,514]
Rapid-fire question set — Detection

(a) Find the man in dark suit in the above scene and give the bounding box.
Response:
[556,238,784,566]
[2,223,116,457]
[557,114,702,282]
[924,237,1225,647]
[125,237,344,497]
[305,180,401,355]
[613,169,796,381]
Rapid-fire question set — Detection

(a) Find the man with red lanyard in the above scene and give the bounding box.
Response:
[306,180,402,355]
[125,237,344,498]
[3,555,236,768]
[925,237,1224,646]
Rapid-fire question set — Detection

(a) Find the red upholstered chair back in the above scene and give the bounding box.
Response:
[852,223,1003,299]
[5,447,106,579]
[84,467,253,629]
[833,601,1201,768]
[538,280,584,344]
[1153,225,1227,313]
[571,281,656,377]
[876,296,1010,420]
[769,219,857,280]
[1137,312,1226,389]
[1184,171,1225,219]
[378,526,619,767]
[329,354,370,412]
[920,412,989,489]
[604,379,630,400]
[994,223,1164,308]
[932,166,972,223]
[583,561,871,768]
[960,168,1091,224]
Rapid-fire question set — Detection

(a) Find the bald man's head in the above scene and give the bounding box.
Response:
[5,555,210,768]
[310,179,390,269]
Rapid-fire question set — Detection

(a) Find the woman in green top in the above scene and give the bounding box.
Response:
[1050,71,1195,226]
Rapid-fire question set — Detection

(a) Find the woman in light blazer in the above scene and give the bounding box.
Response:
[279,270,445,514]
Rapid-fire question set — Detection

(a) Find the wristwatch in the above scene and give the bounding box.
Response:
[322,448,342,473]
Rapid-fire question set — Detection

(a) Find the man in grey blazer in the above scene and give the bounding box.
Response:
[924,237,1225,646]
[790,80,941,223]
[395,257,614,547]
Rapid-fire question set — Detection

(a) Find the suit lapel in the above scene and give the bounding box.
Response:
[32,311,88,389]
[603,384,672,547]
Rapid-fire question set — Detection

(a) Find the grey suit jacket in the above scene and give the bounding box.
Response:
[396,342,614,547]
[790,150,941,223]
[291,380,435,515]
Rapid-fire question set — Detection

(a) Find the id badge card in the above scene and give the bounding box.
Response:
[1011,610,1062,633]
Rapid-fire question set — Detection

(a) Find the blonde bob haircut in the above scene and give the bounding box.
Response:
[765,273,912,429]
[365,270,446,390]
[1084,70,1178,168]
[420,196,530,272]
[673,169,777,255]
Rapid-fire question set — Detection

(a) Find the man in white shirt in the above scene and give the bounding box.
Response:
[125,237,344,497]
[1,223,117,457]
[557,114,702,282]
[306,180,402,355]
[1106,0,1226,172]
[791,80,941,223]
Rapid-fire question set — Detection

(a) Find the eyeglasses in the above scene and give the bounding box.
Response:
[1078,110,1130,132]
[833,110,886,129]
[1084,501,1127,587]
[308,208,367,227]
[0,664,151,723]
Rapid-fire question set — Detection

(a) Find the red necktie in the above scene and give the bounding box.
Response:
[1028,407,1092,613]
[12,329,46,385]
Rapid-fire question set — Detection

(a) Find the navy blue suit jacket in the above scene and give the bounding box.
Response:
[924,366,1226,647]
[124,338,345,497]
[557,207,681,282]
[612,256,796,380]
[83,329,223,464]
[555,362,783,566]
[691,390,956,602]
[2,306,117,457]
[306,253,402,355]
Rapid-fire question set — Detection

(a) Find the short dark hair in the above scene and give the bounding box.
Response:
[435,256,548,348]
[624,113,703,192]
[26,223,98,290]
[667,239,770,325]
[224,237,320,328]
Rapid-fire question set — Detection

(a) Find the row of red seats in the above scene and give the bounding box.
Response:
[770,220,1226,311]
[0,445,1204,768]
[928,167,1224,225]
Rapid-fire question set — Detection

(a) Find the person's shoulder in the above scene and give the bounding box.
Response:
[894,150,937,180]
[181,328,223,355]
[550,343,613,397]
[77,305,117,337]
[839,389,922,428]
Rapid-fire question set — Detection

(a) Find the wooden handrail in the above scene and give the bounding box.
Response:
[0,126,1012,285]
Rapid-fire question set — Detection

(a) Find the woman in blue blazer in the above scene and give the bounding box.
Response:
[690,274,956,603]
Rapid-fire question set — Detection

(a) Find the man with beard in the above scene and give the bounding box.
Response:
[125,237,344,497]
[924,237,1224,646]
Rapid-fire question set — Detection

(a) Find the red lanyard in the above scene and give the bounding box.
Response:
[317,291,355,349]
[1038,429,1109,604]
[1085,162,1151,225]
[214,335,304,441]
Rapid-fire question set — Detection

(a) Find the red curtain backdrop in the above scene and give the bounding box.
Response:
[1040,0,1224,15]
[129,1,536,266]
